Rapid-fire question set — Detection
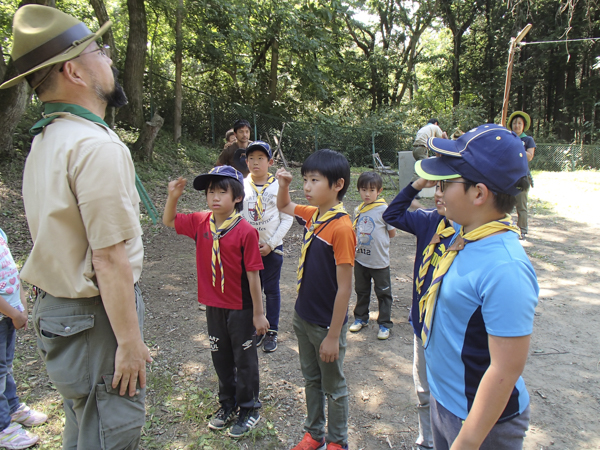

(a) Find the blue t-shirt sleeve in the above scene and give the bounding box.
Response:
[480,260,539,337]
[522,136,536,149]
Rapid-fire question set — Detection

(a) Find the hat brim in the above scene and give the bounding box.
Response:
[0,21,112,90]
[193,172,244,191]
[507,111,531,132]
[426,136,463,157]
[415,157,462,181]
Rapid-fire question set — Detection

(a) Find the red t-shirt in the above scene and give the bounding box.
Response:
[174,212,263,310]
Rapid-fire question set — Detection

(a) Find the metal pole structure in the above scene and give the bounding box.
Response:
[210,96,215,146]
[501,24,532,127]
[253,112,258,141]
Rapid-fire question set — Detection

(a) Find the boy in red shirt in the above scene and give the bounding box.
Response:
[163,166,269,438]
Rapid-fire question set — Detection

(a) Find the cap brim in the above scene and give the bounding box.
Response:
[193,174,216,191]
[415,157,462,181]
[426,137,462,157]
[0,21,112,90]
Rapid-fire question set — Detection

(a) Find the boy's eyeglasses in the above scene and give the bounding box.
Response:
[438,179,472,192]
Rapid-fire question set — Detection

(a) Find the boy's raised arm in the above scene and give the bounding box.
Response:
[275,168,297,216]
[163,177,187,228]
[319,263,353,363]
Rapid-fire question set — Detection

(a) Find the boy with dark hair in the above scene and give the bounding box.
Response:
[276,149,356,450]
[349,171,396,340]
[414,124,539,449]
[163,166,269,438]
[217,120,252,177]
[383,177,453,450]
[241,141,293,352]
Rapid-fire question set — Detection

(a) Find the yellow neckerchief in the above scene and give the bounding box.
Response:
[415,218,455,295]
[210,212,242,292]
[248,175,276,220]
[297,203,348,292]
[352,198,388,230]
[419,214,520,347]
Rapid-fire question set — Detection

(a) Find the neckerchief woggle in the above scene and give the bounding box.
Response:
[248,175,276,220]
[210,212,242,292]
[297,203,348,292]
[419,214,520,347]
[352,198,387,230]
[30,103,108,135]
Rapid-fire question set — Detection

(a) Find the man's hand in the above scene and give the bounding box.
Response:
[113,340,153,396]
[259,243,272,257]
[168,177,187,199]
[253,314,269,337]
[319,334,340,363]
[275,168,293,188]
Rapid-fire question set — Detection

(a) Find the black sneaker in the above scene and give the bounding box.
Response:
[255,333,265,347]
[262,330,278,353]
[208,404,237,430]
[228,408,260,438]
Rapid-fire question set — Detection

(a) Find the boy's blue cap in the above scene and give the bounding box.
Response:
[415,124,529,196]
[193,165,244,191]
[245,141,272,159]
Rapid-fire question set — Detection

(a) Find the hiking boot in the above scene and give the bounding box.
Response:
[0,423,39,449]
[326,443,348,449]
[263,330,278,353]
[291,432,326,450]
[349,319,368,332]
[377,325,390,340]
[10,404,48,427]
[228,408,260,438]
[208,404,237,430]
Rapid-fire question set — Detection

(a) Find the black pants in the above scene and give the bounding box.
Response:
[353,262,393,328]
[206,306,261,409]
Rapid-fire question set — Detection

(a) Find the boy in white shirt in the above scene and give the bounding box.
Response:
[242,142,293,352]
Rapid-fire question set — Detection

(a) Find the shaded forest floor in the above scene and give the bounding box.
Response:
[1,159,599,449]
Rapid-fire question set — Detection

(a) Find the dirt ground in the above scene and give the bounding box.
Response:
[0,168,599,449]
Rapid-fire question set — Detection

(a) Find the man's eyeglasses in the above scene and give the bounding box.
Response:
[59,44,111,72]
[438,179,472,192]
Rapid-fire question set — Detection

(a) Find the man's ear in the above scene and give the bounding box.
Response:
[60,59,88,88]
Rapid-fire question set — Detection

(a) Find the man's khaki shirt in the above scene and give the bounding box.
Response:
[413,123,444,147]
[21,113,143,298]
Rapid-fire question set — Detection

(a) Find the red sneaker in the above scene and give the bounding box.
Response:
[291,432,326,450]
[326,443,348,449]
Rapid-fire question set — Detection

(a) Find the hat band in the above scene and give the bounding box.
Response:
[13,22,93,74]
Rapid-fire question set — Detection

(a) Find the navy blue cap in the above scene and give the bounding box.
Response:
[193,165,244,191]
[415,124,529,196]
[245,140,272,159]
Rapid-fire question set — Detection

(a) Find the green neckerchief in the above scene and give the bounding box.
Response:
[519,132,527,138]
[30,103,109,136]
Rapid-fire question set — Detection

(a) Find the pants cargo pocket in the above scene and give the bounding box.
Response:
[96,375,145,450]
[37,314,95,399]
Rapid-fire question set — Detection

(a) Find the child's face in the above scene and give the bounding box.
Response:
[246,150,273,179]
[358,185,382,204]
[302,171,338,207]
[227,134,236,143]
[206,184,241,216]
[235,126,251,145]
[434,183,446,216]
[439,177,472,224]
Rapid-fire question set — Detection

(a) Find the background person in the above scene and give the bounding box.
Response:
[412,118,448,161]
[507,111,536,240]
[1,5,151,448]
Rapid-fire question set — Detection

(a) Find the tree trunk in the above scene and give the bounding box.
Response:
[268,39,279,107]
[0,0,55,160]
[132,113,164,161]
[173,0,183,143]
[117,0,147,129]
[451,34,461,107]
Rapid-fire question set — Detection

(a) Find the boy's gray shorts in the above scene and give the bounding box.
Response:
[33,285,146,450]
[431,395,530,450]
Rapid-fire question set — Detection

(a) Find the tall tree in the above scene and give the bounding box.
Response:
[173,0,183,142]
[117,0,147,129]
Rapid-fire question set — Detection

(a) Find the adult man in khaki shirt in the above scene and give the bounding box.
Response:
[412,118,448,161]
[1,5,151,449]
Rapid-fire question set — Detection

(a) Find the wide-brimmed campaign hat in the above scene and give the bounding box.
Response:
[507,111,531,132]
[0,5,111,90]
[415,124,528,196]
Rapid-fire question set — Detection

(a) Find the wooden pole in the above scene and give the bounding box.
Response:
[501,24,532,127]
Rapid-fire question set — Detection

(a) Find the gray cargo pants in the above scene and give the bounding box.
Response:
[32,285,146,450]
